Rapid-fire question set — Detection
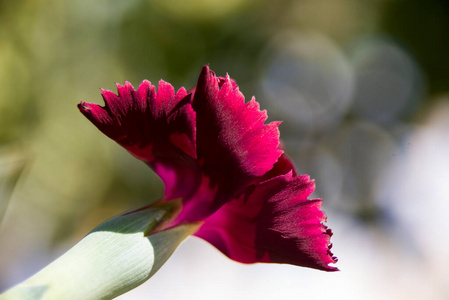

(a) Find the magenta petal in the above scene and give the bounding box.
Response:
[195,166,338,271]
[255,174,338,271]
[262,153,298,180]
[79,66,338,271]
[78,80,199,199]
[193,66,283,206]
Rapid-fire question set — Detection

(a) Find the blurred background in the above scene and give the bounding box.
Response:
[1,0,448,299]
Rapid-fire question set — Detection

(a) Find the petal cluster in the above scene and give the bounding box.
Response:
[78,66,337,271]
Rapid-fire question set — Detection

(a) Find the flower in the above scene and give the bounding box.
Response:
[78,65,338,271]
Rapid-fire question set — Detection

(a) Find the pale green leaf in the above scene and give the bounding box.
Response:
[0,200,200,300]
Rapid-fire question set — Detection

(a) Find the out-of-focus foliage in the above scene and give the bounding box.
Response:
[0,0,448,299]
[381,0,449,94]
[0,148,26,226]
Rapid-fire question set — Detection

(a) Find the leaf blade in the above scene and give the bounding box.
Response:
[1,201,199,300]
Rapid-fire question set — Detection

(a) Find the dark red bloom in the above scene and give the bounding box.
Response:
[78,66,337,271]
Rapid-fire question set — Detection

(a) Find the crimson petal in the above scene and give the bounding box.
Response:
[192,66,283,208]
[78,80,199,199]
[195,156,338,271]
[78,66,338,271]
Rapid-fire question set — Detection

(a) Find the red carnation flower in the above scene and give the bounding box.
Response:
[78,66,338,271]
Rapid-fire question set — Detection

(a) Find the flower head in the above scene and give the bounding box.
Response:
[78,66,338,271]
